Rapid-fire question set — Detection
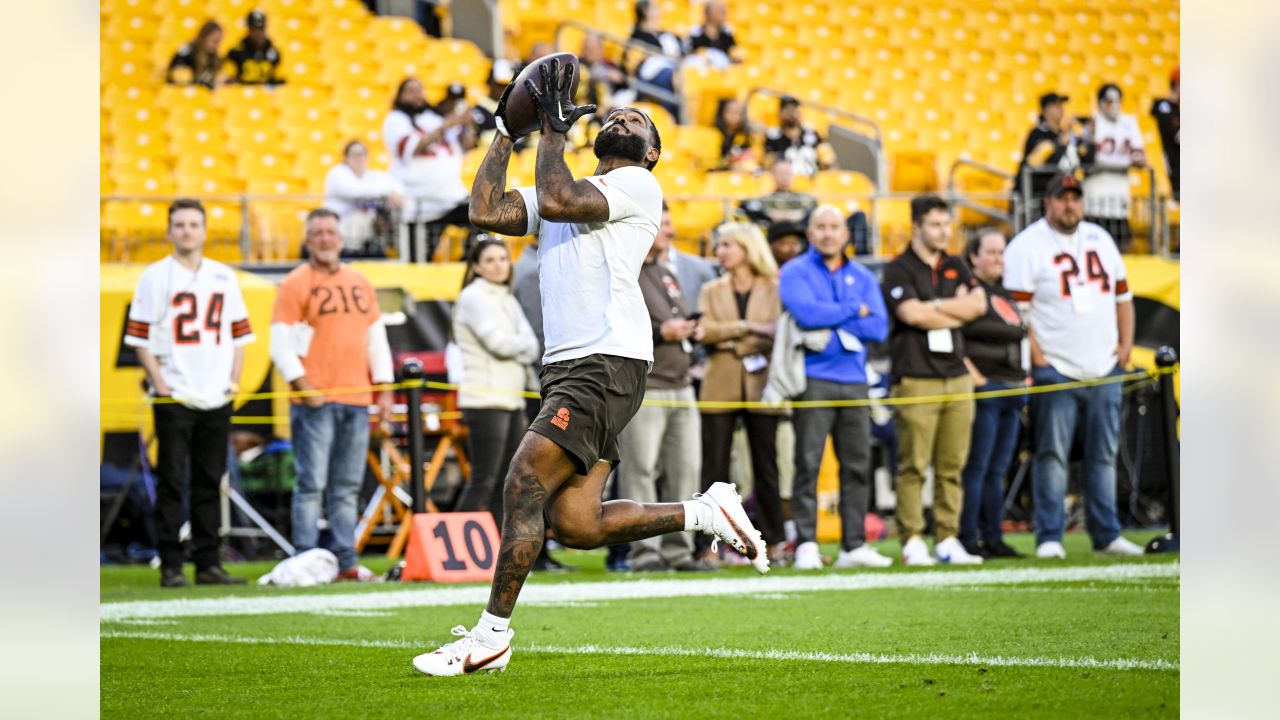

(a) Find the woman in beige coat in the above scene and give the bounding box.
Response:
[451,239,540,523]
[698,222,786,559]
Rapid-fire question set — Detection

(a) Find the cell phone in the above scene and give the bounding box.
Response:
[687,312,703,322]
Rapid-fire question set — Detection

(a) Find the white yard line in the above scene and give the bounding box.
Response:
[100,562,1178,623]
[99,629,1178,672]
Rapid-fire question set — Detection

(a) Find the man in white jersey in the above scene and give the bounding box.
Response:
[1003,174,1143,560]
[413,58,767,677]
[1081,83,1147,251]
[124,199,255,587]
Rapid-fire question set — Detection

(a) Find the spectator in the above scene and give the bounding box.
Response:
[628,0,685,116]
[958,228,1027,559]
[323,140,404,256]
[713,99,762,171]
[125,198,254,587]
[617,207,712,572]
[687,0,743,67]
[767,220,806,268]
[579,32,632,112]
[740,159,818,226]
[698,222,786,561]
[383,77,478,262]
[1151,67,1180,200]
[270,209,395,581]
[1002,173,1143,559]
[764,96,833,177]
[779,205,891,570]
[438,82,495,137]
[226,10,283,85]
[1014,92,1087,210]
[166,20,224,89]
[451,239,540,528]
[1081,83,1147,251]
[661,229,718,321]
[881,195,988,566]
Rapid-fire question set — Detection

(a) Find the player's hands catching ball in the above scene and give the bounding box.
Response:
[524,57,596,135]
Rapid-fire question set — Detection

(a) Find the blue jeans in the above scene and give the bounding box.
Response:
[291,403,370,571]
[959,380,1026,546]
[1029,364,1124,548]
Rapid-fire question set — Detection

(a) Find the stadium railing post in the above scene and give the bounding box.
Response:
[1145,346,1180,554]
[398,358,427,514]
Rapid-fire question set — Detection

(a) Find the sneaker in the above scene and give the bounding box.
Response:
[834,544,894,568]
[693,482,769,574]
[935,537,984,565]
[1099,536,1144,556]
[194,566,247,585]
[336,565,376,582]
[901,536,937,566]
[160,567,189,588]
[962,540,990,559]
[792,541,824,570]
[413,625,513,677]
[985,540,1024,558]
[1036,541,1067,559]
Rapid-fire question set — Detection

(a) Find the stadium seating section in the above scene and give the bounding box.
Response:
[101,0,1180,261]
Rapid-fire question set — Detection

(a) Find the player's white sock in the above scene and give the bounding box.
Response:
[474,611,510,646]
[683,500,711,532]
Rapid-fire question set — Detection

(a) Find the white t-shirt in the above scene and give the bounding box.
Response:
[1084,112,1145,218]
[382,109,468,222]
[1003,218,1132,380]
[124,256,255,409]
[515,165,663,365]
[323,162,403,218]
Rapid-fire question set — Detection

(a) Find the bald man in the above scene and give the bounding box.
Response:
[777,206,892,570]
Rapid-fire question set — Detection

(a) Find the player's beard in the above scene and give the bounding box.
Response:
[593,125,648,164]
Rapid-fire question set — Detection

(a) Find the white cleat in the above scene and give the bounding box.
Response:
[835,544,894,568]
[934,537,983,565]
[694,482,770,574]
[901,536,937,566]
[412,625,513,677]
[1098,536,1144,556]
[1036,541,1067,559]
[793,541,824,570]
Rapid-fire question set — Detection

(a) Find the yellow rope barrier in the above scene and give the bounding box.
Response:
[100,366,1176,420]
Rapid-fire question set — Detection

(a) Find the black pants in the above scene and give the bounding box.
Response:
[152,402,233,570]
[700,411,784,545]
[457,408,525,526]
[405,201,474,262]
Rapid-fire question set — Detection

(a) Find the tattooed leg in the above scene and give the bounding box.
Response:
[484,433,577,618]
[547,461,686,549]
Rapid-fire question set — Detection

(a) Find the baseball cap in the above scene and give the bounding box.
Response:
[247,10,266,28]
[779,95,800,110]
[1045,173,1083,198]
[767,220,806,243]
[445,82,466,99]
[1038,92,1068,109]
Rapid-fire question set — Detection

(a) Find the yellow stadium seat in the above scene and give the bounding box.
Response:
[703,171,764,200]
[283,127,345,157]
[890,152,940,193]
[108,105,165,137]
[673,125,724,171]
[239,151,296,181]
[111,173,177,196]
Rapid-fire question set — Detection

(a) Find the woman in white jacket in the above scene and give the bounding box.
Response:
[451,239,540,523]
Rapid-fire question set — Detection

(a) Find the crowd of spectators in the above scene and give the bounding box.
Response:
[166,10,283,88]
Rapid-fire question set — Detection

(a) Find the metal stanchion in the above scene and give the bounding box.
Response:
[1145,346,1180,554]
[399,358,427,514]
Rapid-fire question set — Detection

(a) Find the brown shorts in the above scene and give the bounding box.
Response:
[528,354,648,476]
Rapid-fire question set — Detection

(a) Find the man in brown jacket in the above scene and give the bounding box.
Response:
[616,208,714,572]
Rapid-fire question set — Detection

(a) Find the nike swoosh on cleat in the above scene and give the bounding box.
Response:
[462,647,508,674]
[719,508,758,560]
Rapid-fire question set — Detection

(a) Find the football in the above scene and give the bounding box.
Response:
[502,51,581,137]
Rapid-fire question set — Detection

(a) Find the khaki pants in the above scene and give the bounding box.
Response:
[892,375,975,541]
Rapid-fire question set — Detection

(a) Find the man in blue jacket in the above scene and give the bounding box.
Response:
[779,205,892,570]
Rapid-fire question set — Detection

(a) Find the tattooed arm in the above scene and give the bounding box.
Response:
[468,133,531,235]
[534,130,610,223]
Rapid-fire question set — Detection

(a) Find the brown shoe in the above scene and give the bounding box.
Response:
[194,566,247,585]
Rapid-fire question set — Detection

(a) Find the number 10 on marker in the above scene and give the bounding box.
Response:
[403,512,502,583]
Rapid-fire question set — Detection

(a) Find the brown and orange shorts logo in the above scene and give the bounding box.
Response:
[550,407,571,430]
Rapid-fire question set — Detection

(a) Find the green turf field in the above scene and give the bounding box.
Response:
[100,531,1178,718]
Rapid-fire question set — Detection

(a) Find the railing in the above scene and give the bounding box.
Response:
[1013,165,1169,256]
[947,158,1015,227]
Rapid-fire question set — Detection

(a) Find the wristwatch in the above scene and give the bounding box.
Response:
[932,298,943,310]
